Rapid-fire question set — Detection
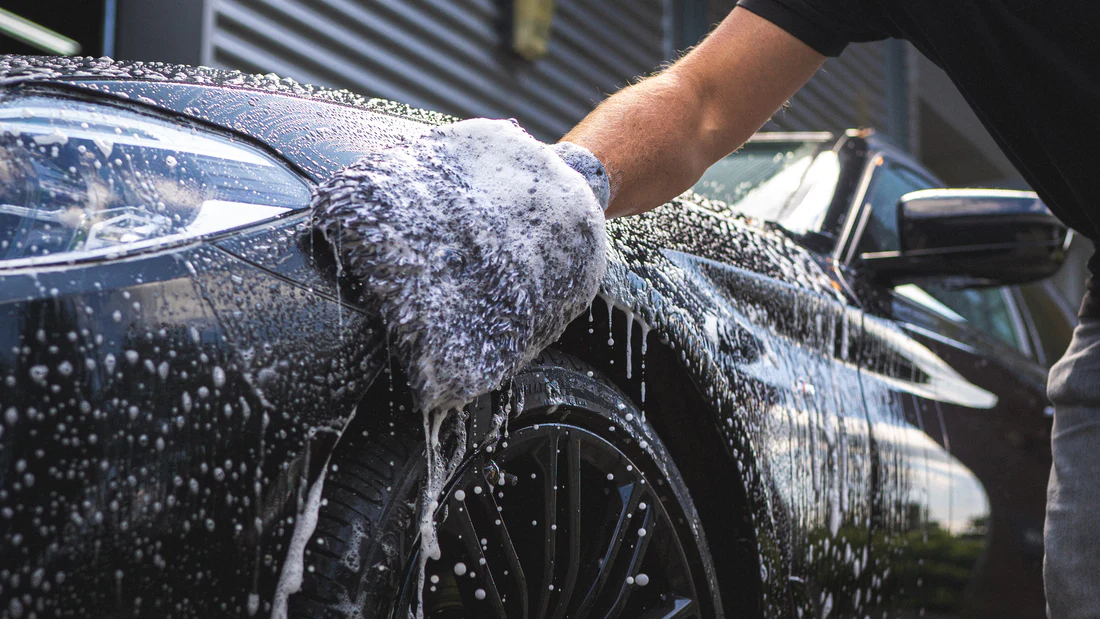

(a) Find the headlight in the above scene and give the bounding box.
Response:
[0,94,312,265]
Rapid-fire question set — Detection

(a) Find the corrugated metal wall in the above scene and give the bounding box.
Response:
[202,0,902,143]
[706,1,894,137]
[202,0,666,141]
[770,42,892,134]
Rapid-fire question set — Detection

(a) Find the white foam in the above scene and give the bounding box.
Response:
[270,404,358,619]
[270,465,328,619]
[314,118,606,413]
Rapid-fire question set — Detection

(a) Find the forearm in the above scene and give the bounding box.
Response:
[563,7,825,218]
[562,72,717,218]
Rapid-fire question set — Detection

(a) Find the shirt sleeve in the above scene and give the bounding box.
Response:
[736,0,891,57]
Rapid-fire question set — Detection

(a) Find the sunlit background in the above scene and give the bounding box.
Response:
[0,0,1089,308]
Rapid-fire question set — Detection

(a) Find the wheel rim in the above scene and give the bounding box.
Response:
[394,420,707,619]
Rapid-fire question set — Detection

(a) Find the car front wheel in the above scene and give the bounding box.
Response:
[291,350,723,618]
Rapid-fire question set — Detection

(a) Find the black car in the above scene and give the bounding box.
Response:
[0,56,1074,618]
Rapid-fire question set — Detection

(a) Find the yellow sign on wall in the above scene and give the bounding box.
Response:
[513,0,555,61]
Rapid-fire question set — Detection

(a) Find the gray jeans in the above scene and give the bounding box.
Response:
[1046,313,1100,618]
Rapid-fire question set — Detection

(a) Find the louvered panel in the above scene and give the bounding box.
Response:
[556,5,662,75]
[772,41,891,134]
[695,3,901,140]
[206,0,667,140]
[580,1,665,51]
[206,0,907,143]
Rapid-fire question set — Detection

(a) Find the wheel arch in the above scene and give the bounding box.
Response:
[553,296,766,617]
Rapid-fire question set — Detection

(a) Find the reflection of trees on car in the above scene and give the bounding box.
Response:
[801,511,988,617]
[886,515,988,613]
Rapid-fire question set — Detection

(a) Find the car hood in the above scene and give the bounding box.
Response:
[0,56,837,292]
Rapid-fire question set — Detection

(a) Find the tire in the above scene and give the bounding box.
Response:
[290,349,723,618]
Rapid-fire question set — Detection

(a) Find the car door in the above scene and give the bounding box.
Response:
[839,151,1052,618]
[687,139,884,615]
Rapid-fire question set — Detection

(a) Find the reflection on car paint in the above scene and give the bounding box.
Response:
[598,193,994,616]
[0,55,1048,619]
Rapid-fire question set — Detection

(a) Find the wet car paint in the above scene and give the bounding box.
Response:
[0,226,384,615]
[0,56,1055,617]
[592,196,1016,617]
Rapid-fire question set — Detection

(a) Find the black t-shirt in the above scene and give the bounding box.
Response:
[738,0,1100,242]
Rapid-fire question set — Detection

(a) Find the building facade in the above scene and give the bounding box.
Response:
[111,0,913,145]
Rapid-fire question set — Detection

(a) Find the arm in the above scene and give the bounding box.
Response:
[562,7,826,218]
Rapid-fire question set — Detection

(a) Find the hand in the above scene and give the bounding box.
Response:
[549,141,610,211]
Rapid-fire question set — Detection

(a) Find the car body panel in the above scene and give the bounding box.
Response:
[0,229,384,614]
[597,199,1009,616]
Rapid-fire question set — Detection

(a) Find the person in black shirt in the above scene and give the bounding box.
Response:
[561,2,1100,615]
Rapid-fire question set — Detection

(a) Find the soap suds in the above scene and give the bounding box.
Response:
[271,409,358,619]
[414,406,468,618]
[313,118,606,616]
[313,118,606,413]
[271,465,328,619]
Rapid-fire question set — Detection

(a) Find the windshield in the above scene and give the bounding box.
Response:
[693,140,840,235]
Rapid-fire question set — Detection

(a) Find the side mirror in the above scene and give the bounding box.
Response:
[862,189,1072,287]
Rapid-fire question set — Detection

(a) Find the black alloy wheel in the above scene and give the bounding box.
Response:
[291,350,722,619]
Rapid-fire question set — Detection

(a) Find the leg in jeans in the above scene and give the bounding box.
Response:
[1046,313,1100,618]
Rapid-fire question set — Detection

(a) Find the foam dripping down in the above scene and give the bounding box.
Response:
[271,407,358,619]
[312,118,607,616]
[271,465,328,619]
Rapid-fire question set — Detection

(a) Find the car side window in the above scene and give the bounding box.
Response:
[1019,281,1075,367]
[856,161,933,254]
[918,283,1028,353]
